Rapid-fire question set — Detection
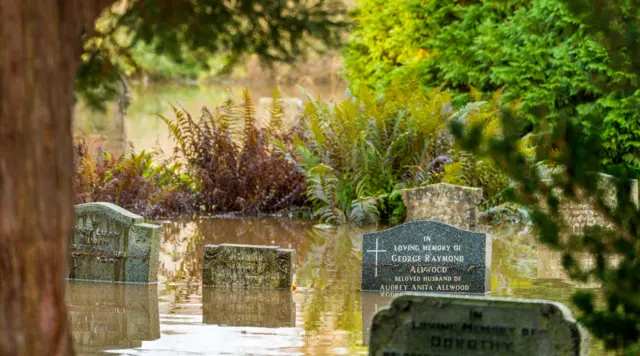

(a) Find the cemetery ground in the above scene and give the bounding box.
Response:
[68,216,607,355]
[68,82,630,355]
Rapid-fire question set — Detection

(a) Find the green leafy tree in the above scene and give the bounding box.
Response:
[78,0,349,109]
[345,0,640,172]
[452,0,640,351]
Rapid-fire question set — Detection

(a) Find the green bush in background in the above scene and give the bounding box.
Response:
[288,82,508,225]
[345,0,640,173]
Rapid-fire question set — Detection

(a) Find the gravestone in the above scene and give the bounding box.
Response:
[70,202,162,283]
[361,220,491,294]
[368,294,589,356]
[202,244,294,289]
[203,287,295,327]
[67,281,160,353]
[556,174,639,233]
[402,183,483,227]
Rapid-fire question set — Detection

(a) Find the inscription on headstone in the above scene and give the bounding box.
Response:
[368,294,589,356]
[361,221,491,294]
[70,202,162,283]
[557,174,639,233]
[202,244,294,289]
[402,183,483,227]
[203,287,295,327]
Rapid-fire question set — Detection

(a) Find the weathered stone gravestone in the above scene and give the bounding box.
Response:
[67,282,160,353]
[70,202,162,283]
[203,287,295,327]
[368,294,589,356]
[556,174,639,233]
[362,220,491,294]
[203,244,294,289]
[402,183,483,227]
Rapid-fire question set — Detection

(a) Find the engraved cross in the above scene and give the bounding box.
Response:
[366,238,387,278]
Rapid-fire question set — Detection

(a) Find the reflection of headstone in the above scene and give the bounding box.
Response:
[361,292,395,347]
[67,281,160,353]
[361,221,491,294]
[203,287,295,327]
[557,174,638,233]
[70,202,162,283]
[203,244,294,289]
[402,183,483,227]
[368,294,589,356]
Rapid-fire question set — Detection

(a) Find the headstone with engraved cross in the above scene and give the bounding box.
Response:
[70,202,162,283]
[361,220,491,294]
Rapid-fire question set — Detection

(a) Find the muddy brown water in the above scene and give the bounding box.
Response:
[66,217,607,355]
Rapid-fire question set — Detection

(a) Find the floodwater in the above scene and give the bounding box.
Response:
[66,218,606,355]
[73,80,347,158]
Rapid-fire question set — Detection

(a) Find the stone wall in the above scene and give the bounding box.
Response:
[401,183,483,227]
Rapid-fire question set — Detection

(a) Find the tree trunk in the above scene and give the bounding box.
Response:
[0,1,113,355]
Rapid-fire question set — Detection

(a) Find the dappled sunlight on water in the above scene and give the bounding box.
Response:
[67,218,605,355]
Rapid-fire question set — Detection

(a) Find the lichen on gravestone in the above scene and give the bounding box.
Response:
[401,183,483,228]
[70,202,161,283]
[368,294,589,356]
[202,244,295,289]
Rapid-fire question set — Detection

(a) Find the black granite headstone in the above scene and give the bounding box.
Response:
[361,220,491,294]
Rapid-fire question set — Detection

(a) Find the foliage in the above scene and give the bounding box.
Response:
[291,81,509,225]
[160,89,306,214]
[73,137,194,218]
[345,0,640,172]
[453,109,640,350]
[76,0,349,109]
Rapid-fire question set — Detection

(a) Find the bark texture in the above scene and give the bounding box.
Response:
[0,0,114,355]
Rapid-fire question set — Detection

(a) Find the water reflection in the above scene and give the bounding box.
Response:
[203,288,295,328]
[67,218,605,355]
[67,281,160,355]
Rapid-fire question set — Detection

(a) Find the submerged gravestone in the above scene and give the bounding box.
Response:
[67,282,160,353]
[557,174,639,233]
[70,202,161,283]
[368,294,589,356]
[203,244,294,289]
[402,183,483,227]
[203,287,295,327]
[362,220,491,294]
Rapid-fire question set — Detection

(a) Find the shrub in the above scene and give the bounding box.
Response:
[73,136,194,218]
[345,0,640,173]
[160,89,306,214]
[291,81,509,225]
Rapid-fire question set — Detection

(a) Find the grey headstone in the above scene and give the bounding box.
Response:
[70,202,162,283]
[402,183,483,227]
[202,287,295,327]
[556,173,639,233]
[202,244,294,289]
[362,221,491,294]
[368,294,589,356]
[67,282,160,353]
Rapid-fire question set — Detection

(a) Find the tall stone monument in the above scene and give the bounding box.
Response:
[402,183,483,227]
[70,202,162,283]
